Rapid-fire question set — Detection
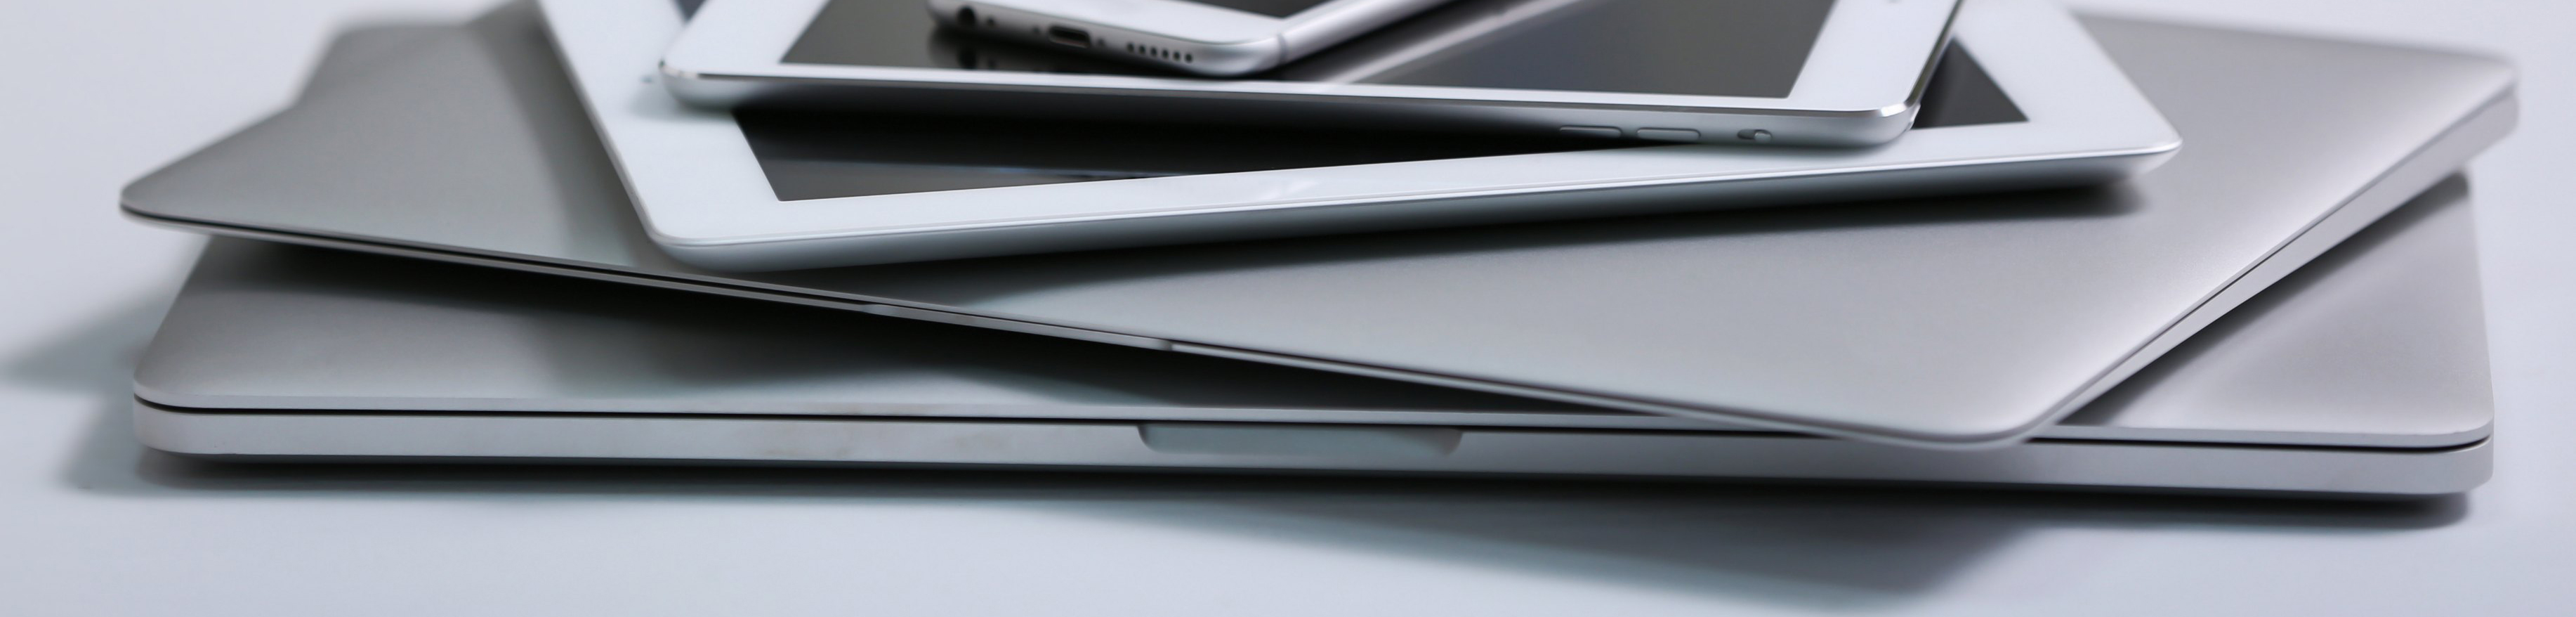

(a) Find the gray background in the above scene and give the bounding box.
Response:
[3,0,2569,614]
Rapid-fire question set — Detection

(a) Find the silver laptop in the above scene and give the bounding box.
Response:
[118,4,2516,448]
[131,176,2493,497]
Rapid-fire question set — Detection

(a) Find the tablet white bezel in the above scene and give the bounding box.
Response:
[669,0,1960,113]
[542,0,2174,259]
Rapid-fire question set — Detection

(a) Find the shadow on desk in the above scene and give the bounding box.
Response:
[15,293,2465,611]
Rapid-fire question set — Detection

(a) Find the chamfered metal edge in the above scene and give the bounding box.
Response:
[127,398,2496,498]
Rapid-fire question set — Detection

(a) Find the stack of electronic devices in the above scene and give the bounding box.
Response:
[119,0,2516,497]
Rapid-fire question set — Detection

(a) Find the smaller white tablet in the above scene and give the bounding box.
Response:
[670,0,1962,141]
[546,0,2176,271]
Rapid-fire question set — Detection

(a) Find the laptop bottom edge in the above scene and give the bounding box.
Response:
[133,400,2490,499]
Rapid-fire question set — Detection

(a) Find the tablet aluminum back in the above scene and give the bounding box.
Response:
[130,178,2495,495]
[121,3,2515,448]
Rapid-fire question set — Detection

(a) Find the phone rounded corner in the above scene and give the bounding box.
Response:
[1862,103,1922,140]
[659,71,756,109]
[656,57,709,82]
[1877,100,1921,120]
[1183,37,1289,76]
[1808,96,1918,119]
[1792,106,1917,147]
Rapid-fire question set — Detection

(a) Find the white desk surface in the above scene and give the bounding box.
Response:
[4,1,2570,614]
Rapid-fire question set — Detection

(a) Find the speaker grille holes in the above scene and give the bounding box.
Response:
[1122,42,1192,63]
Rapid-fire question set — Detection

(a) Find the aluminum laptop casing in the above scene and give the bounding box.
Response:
[121,4,2516,448]
[131,178,2495,496]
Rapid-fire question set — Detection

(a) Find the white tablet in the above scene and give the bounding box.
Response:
[551,0,2176,271]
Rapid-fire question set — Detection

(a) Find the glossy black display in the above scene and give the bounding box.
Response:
[739,48,2020,201]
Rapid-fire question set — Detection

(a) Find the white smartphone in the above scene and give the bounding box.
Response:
[664,0,1965,146]
[929,0,1454,76]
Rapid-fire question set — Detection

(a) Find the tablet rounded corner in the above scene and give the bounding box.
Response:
[639,226,784,272]
[2112,131,2186,178]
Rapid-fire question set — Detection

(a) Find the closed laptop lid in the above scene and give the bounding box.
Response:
[133,176,2492,450]
[121,3,2514,447]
